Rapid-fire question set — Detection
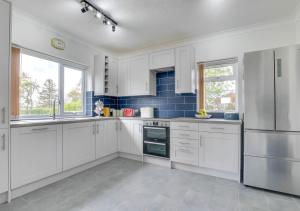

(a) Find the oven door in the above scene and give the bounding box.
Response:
[143,126,169,158]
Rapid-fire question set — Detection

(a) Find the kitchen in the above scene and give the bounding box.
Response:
[0,0,300,210]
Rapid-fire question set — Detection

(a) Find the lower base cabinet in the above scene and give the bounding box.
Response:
[199,132,239,173]
[171,122,240,176]
[118,120,143,155]
[63,122,95,171]
[0,129,8,194]
[11,125,62,189]
[96,120,118,159]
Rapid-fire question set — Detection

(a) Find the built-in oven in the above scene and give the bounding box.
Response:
[143,120,170,158]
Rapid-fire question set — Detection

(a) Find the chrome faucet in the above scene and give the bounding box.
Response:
[51,98,59,120]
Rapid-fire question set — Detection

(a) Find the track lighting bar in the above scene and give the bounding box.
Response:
[80,0,118,32]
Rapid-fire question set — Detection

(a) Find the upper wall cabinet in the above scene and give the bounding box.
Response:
[149,49,175,70]
[175,46,196,94]
[118,59,130,96]
[129,54,156,96]
[94,54,118,97]
[0,0,10,129]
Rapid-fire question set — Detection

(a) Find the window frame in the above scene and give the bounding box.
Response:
[18,48,87,119]
[202,62,239,113]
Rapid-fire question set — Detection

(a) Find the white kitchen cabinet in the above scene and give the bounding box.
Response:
[199,132,239,173]
[132,121,143,155]
[118,120,132,154]
[149,49,175,70]
[118,120,143,155]
[96,120,118,159]
[175,46,196,94]
[63,122,95,171]
[129,55,156,96]
[11,125,63,189]
[118,59,130,96]
[0,129,8,194]
[0,0,10,129]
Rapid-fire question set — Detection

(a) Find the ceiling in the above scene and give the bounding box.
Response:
[10,0,300,54]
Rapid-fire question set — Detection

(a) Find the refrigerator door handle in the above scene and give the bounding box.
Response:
[277,58,282,77]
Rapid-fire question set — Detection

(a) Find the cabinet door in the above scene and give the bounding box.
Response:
[118,59,129,96]
[106,120,118,154]
[63,122,95,171]
[0,129,8,194]
[118,120,132,154]
[129,55,149,96]
[94,54,105,96]
[200,132,239,173]
[0,1,10,129]
[175,46,196,94]
[132,121,143,155]
[95,121,106,159]
[108,58,118,97]
[96,120,118,159]
[149,49,175,70]
[11,125,63,189]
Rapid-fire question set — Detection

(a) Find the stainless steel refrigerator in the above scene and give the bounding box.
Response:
[243,45,300,196]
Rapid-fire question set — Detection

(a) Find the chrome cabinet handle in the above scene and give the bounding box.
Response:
[179,133,190,137]
[199,136,203,147]
[92,124,96,134]
[176,80,179,89]
[145,82,148,91]
[97,124,100,134]
[179,149,191,153]
[277,58,282,77]
[115,122,118,130]
[2,134,5,151]
[1,108,5,124]
[179,142,191,145]
[211,127,225,130]
[32,127,49,131]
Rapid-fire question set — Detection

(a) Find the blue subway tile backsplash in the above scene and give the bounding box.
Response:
[86,70,197,118]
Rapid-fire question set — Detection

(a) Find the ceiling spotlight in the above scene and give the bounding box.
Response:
[88,6,94,12]
[95,12,101,19]
[106,20,112,25]
[112,25,116,32]
[81,5,89,13]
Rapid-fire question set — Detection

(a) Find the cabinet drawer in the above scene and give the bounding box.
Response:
[171,130,198,140]
[171,145,198,166]
[171,122,198,131]
[199,123,239,134]
[171,138,198,148]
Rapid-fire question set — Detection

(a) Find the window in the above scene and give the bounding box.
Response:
[14,48,86,118]
[199,61,238,113]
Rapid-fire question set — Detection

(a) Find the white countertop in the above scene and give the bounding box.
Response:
[10,116,242,128]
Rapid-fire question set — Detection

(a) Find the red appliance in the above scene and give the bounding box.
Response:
[123,108,135,117]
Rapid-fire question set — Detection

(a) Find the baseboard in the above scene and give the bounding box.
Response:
[143,155,171,168]
[11,153,118,200]
[171,161,240,182]
[118,152,142,161]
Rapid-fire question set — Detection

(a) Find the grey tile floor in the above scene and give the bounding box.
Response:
[0,158,300,211]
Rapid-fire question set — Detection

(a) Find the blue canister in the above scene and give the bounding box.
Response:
[224,112,239,120]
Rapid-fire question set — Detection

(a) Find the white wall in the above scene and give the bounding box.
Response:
[11,11,115,91]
